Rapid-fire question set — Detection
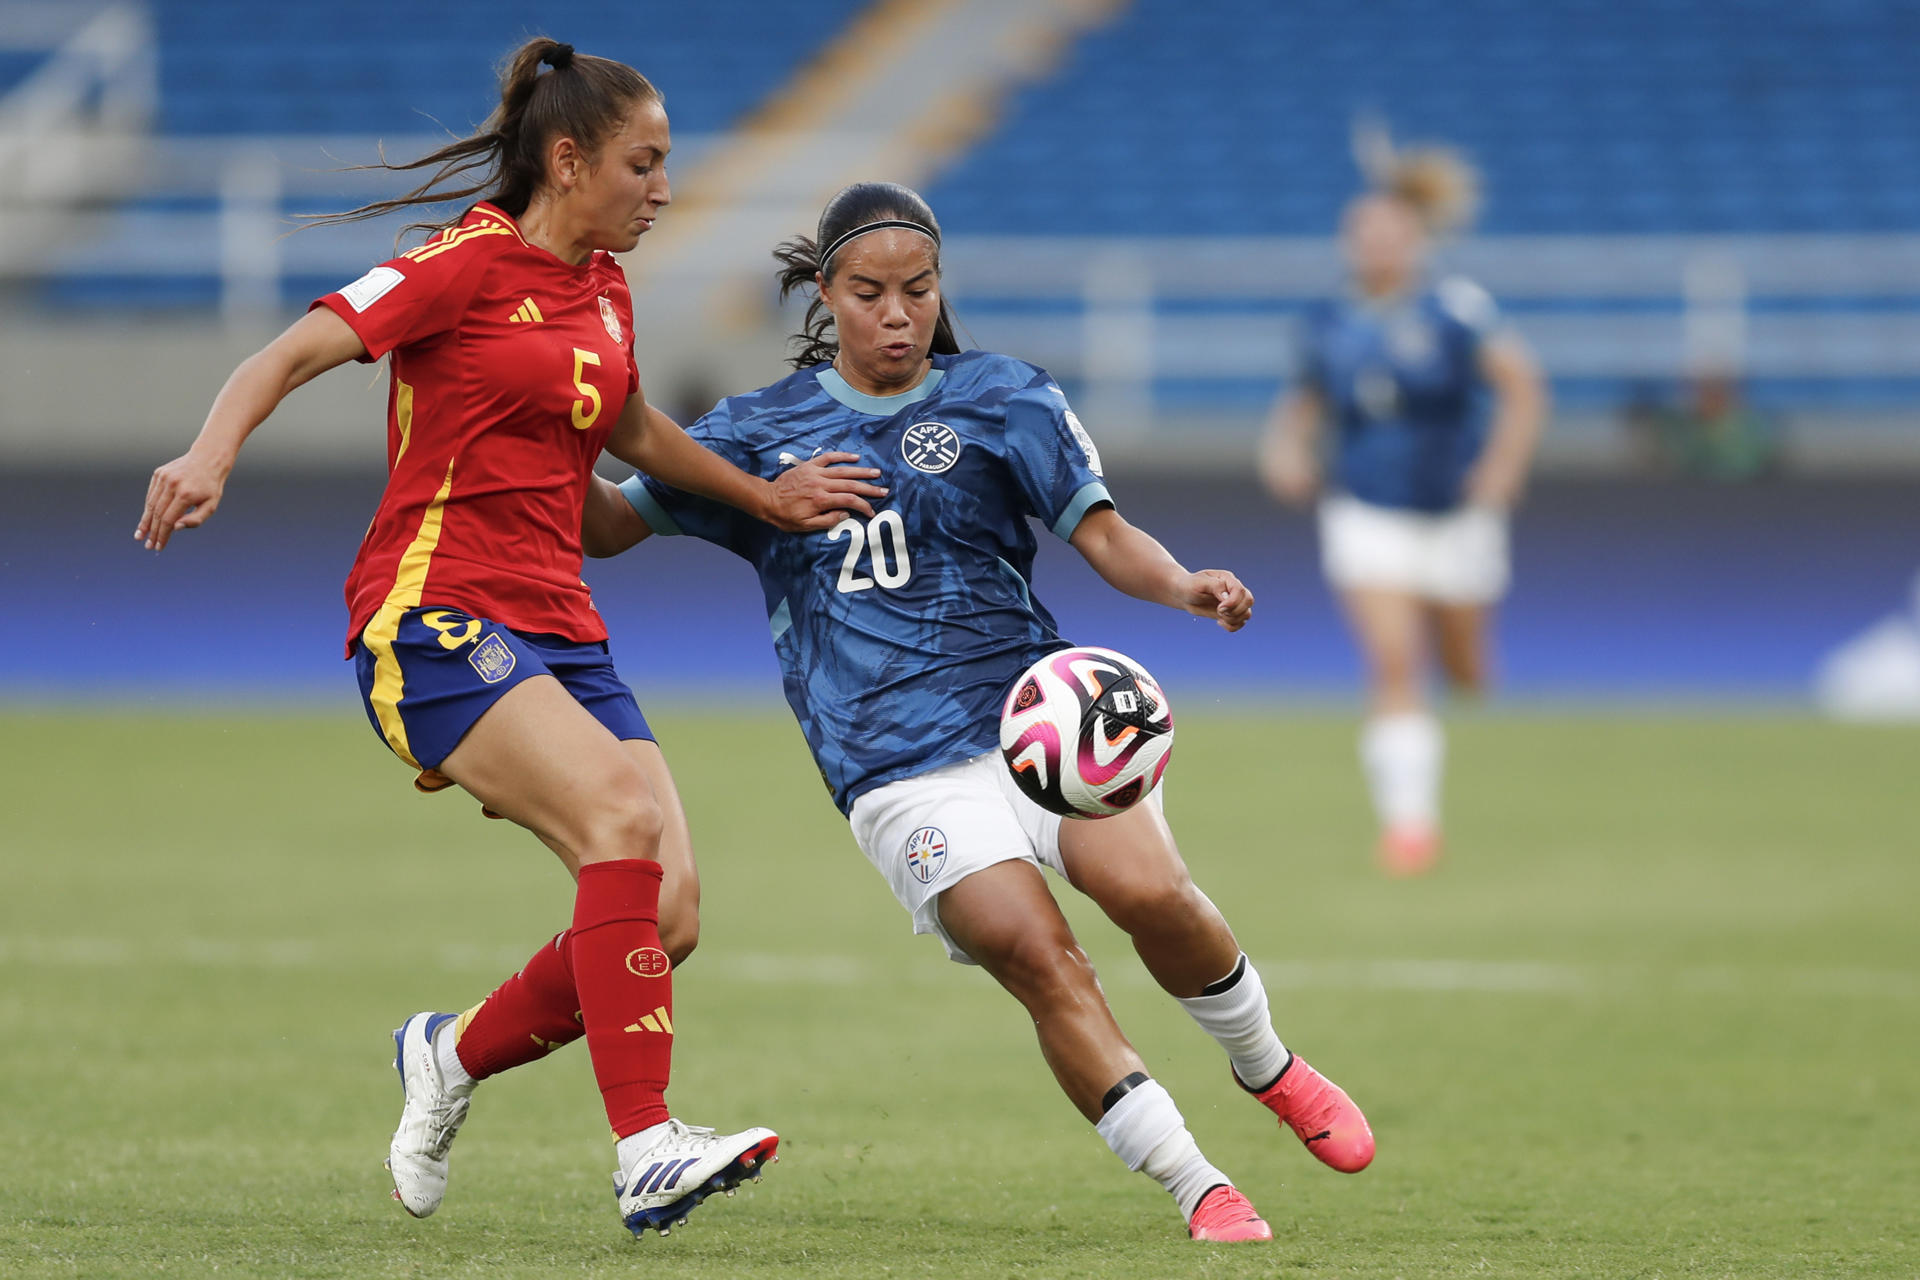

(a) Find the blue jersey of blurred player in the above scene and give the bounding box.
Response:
[586,182,1375,1244]
[1260,143,1547,875]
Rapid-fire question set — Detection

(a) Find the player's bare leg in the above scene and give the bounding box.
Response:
[1429,601,1493,698]
[1342,586,1444,873]
[937,860,1268,1240]
[622,740,702,966]
[1059,807,1374,1175]
[1058,801,1238,997]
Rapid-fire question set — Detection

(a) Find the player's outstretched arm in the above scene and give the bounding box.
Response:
[137,307,368,551]
[582,474,653,558]
[1068,506,1253,632]
[604,397,887,533]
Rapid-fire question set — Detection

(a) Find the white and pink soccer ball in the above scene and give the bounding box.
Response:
[999,646,1173,819]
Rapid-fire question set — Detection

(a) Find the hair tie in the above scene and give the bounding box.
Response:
[542,43,575,70]
[820,219,937,271]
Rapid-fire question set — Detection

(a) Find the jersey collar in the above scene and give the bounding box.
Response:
[817,364,944,416]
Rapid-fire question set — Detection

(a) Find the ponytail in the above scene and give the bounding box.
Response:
[1354,118,1481,236]
[307,36,658,239]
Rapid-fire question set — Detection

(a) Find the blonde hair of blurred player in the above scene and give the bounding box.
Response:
[1259,141,1548,873]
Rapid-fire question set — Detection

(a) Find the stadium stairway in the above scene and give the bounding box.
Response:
[622,0,1126,359]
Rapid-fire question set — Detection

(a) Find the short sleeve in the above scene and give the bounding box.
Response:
[616,401,757,557]
[1003,376,1113,541]
[310,244,489,363]
[1435,276,1507,351]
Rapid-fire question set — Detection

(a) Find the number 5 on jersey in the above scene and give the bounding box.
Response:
[828,510,912,593]
[571,348,603,430]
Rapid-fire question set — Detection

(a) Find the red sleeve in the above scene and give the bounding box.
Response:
[310,240,490,363]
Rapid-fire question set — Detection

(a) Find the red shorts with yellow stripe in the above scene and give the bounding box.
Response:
[353,605,654,790]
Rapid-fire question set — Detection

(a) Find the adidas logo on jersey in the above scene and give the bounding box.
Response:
[623,1006,674,1034]
[508,298,545,324]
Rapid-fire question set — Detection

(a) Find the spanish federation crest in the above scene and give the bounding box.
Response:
[599,296,624,346]
[469,632,517,684]
[901,421,960,474]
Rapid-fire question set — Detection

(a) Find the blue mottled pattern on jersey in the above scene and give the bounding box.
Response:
[620,350,1110,813]
[1299,277,1503,513]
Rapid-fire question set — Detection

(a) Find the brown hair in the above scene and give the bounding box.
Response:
[1381,146,1481,236]
[310,37,659,236]
[772,181,961,369]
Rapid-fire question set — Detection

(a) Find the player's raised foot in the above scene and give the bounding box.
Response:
[613,1119,780,1238]
[1187,1185,1273,1242]
[1379,822,1442,876]
[1241,1055,1375,1173]
[386,1011,473,1218]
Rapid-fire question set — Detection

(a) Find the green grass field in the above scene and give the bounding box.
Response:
[2,709,1915,1278]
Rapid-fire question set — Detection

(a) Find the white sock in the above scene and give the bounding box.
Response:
[1095,1079,1231,1219]
[1176,954,1289,1090]
[1141,1127,1231,1221]
[1361,711,1444,830]
[432,1020,477,1096]
[615,1120,674,1174]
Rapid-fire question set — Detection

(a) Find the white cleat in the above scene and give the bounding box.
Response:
[386,1011,472,1218]
[613,1119,780,1238]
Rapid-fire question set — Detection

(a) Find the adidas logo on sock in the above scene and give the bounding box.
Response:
[623,1006,674,1034]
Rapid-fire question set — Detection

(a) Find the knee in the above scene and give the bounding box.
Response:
[1099,873,1204,939]
[569,771,666,866]
[989,931,1098,1014]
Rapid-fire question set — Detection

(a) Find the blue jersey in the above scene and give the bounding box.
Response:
[620,350,1111,813]
[1299,277,1505,513]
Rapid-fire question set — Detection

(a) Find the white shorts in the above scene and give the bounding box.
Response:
[1318,494,1510,605]
[848,751,1164,964]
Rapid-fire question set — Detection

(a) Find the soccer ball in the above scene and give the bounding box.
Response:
[999,646,1174,819]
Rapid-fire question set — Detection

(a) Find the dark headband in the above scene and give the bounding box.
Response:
[542,43,575,70]
[820,219,937,271]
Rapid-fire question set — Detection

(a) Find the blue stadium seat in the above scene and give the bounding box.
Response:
[33,0,865,312]
[928,0,1920,235]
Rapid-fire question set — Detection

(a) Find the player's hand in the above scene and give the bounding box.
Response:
[136,448,233,551]
[765,452,888,532]
[1465,462,1524,511]
[1179,570,1253,632]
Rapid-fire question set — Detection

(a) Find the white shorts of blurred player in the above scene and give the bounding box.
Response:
[849,750,1163,964]
[1318,494,1510,606]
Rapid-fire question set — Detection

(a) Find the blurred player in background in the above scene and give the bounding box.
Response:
[584,182,1375,1244]
[134,38,872,1238]
[1260,138,1546,875]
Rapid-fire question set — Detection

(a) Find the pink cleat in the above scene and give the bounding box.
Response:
[1187,1185,1272,1242]
[1379,823,1441,876]
[1243,1056,1375,1173]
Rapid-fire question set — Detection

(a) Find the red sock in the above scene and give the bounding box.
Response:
[568,859,673,1138]
[451,931,584,1080]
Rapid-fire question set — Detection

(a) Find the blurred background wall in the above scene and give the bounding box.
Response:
[3,0,1917,709]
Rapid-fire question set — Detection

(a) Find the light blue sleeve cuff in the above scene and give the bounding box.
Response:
[1050,481,1113,541]
[617,474,682,536]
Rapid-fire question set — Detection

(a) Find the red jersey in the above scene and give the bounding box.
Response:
[313,203,640,656]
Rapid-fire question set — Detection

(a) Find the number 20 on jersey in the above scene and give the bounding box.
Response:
[828,510,912,593]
